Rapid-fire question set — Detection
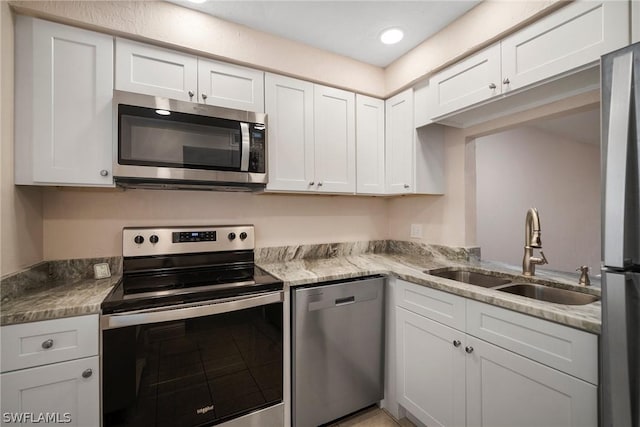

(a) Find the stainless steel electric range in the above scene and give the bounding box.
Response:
[101,225,284,427]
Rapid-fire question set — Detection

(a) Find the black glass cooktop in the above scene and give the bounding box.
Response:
[102,251,282,314]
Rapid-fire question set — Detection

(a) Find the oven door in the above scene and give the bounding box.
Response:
[101,291,283,427]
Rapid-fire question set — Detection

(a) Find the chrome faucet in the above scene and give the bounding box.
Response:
[522,208,548,276]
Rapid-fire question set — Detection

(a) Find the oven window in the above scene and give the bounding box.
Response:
[103,302,283,426]
[118,105,242,171]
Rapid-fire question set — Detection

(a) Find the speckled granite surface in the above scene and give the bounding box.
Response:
[1,257,121,326]
[1,241,601,334]
[257,242,601,334]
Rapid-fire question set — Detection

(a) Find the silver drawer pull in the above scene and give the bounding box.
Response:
[465,346,474,354]
[41,339,54,349]
[82,368,93,378]
[453,340,461,347]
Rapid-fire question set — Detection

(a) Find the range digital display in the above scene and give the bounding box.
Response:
[172,231,217,243]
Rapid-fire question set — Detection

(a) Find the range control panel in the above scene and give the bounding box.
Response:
[123,225,254,257]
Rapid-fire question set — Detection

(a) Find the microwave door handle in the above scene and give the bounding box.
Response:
[604,51,633,268]
[240,122,250,172]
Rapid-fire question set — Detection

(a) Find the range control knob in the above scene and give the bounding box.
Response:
[228,232,236,240]
[239,232,248,240]
[134,235,144,245]
[149,235,159,244]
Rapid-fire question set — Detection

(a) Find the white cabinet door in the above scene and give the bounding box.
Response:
[1,356,99,427]
[314,85,356,193]
[501,0,629,93]
[265,73,315,192]
[14,16,113,186]
[115,38,198,102]
[356,95,385,195]
[466,336,597,427]
[633,1,640,44]
[431,43,501,118]
[385,89,414,194]
[197,58,264,112]
[397,307,466,427]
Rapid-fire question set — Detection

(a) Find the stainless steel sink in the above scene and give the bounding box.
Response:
[495,283,600,305]
[425,268,511,288]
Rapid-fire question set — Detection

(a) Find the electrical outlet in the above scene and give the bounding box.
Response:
[410,224,423,239]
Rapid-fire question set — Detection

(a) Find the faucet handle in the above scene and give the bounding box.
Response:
[539,250,548,265]
[576,265,591,286]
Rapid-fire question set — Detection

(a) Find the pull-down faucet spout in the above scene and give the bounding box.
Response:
[522,208,548,276]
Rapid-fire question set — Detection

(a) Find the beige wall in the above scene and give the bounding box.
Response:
[384,0,565,95]
[0,3,43,277]
[0,0,587,276]
[42,189,389,260]
[475,126,600,273]
[387,90,600,249]
[9,0,386,97]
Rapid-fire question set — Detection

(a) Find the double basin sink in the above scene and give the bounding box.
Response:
[425,267,600,305]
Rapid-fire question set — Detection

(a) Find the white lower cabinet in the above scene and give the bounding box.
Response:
[1,356,100,427]
[0,315,100,426]
[397,307,466,427]
[466,336,597,427]
[395,280,598,427]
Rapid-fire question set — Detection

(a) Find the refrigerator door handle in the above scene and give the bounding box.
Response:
[603,51,634,268]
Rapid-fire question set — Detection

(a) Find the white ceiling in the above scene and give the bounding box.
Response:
[166,0,481,67]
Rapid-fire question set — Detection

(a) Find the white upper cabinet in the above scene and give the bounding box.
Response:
[115,38,197,102]
[197,58,264,111]
[431,0,629,123]
[265,73,315,192]
[633,1,640,43]
[356,95,385,195]
[501,0,629,92]
[265,73,355,194]
[14,16,114,187]
[116,38,264,111]
[314,85,356,193]
[430,44,502,118]
[385,89,414,194]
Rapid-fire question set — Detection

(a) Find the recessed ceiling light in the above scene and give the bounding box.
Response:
[380,28,404,45]
[155,109,171,116]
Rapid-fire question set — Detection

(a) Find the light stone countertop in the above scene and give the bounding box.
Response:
[0,242,601,333]
[257,252,602,334]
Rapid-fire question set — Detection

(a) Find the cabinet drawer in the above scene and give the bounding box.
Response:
[395,280,465,331]
[466,300,597,384]
[1,315,99,373]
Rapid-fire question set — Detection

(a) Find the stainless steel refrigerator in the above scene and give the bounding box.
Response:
[601,41,640,427]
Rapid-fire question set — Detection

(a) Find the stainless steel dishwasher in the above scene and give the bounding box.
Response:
[292,276,385,427]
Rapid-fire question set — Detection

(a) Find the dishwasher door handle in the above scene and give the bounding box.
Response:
[335,296,355,306]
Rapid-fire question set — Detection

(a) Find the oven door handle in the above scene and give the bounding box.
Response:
[101,291,283,330]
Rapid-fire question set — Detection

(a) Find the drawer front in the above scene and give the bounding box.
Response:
[395,280,466,331]
[466,300,598,384]
[1,315,99,373]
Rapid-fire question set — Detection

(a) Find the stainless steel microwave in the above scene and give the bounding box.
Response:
[112,90,267,191]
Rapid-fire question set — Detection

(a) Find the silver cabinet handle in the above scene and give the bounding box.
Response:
[82,368,93,378]
[309,182,315,186]
[188,90,194,100]
[317,182,323,187]
[41,339,54,349]
[100,169,109,177]
[404,184,410,189]
[201,93,208,102]
[453,340,461,347]
[503,78,510,85]
[465,346,474,354]
[488,83,497,89]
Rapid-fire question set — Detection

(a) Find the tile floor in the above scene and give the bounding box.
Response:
[328,407,416,427]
